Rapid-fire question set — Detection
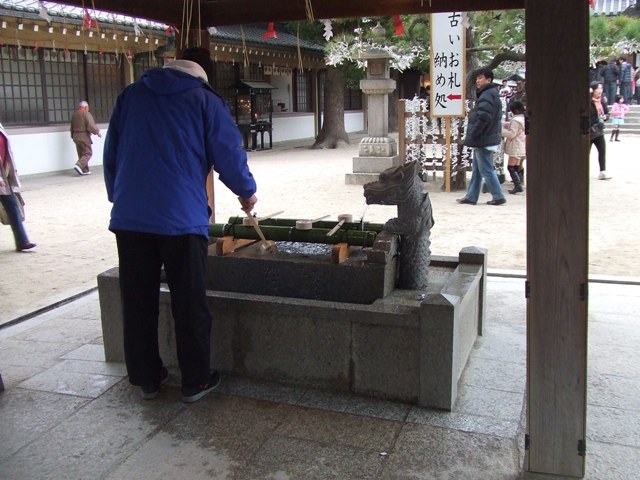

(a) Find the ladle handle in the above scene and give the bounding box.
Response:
[257,210,285,221]
[310,214,330,223]
[246,213,268,243]
[326,219,345,237]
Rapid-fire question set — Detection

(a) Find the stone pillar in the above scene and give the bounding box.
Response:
[346,49,400,185]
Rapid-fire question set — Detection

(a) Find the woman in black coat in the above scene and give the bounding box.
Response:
[589,82,611,180]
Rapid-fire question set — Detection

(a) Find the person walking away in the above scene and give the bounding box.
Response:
[601,59,619,106]
[618,57,633,106]
[0,123,36,251]
[501,101,526,194]
[610,95,629,142]
[70,100,101,176]
[589,82,611,180]
[457,67,506,206]
[103,47,258,403]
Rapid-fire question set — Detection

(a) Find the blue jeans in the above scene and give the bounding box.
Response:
[0,193,29,249]
[464,148,505,202]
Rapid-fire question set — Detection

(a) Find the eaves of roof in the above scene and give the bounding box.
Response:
[0,4,166,33]
[592,0,638,16]
[210,24,324,53]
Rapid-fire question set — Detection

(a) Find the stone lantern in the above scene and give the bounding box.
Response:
[346,25,400,185]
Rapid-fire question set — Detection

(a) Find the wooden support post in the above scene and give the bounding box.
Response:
[525,0,588,477]
[398,99,406,162]
[214,236,256,255]
[331,243,349,264]
[444,118,451,192]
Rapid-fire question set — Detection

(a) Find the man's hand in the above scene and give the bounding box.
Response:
[238,194,258,213]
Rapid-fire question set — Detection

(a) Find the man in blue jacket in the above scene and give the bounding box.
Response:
[457,67,506,206]
[103,48,257,403]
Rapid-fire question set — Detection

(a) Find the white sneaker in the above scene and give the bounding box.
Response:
[598,171,612,180]
[73,165,83,176]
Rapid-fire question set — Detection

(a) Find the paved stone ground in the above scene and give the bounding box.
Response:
[0,278,638,479]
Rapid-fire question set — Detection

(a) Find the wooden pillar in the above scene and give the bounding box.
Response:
[525,0,589,477]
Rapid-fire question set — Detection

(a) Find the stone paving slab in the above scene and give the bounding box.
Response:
[0,279,638,478]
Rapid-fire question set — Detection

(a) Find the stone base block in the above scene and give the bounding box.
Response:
[352,155,401,173]
[98,248,487,410]
[345,172,384,185]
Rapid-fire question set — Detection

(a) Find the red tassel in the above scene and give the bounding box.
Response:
[83,9,98,29]
[393,15,404,36]
[263,22,277,39]
[165,25,179,36]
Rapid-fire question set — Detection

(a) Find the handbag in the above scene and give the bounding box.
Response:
[590,121,604,139]
[0,192,25,225]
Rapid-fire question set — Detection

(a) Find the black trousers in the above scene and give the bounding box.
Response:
[590,134,606,172]
[115,231,212,388]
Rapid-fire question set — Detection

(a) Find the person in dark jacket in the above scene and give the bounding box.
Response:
[589,82,611,180]
[601,59,619,105]
[618,56,633,105]
[457,68,506,206]
[103,48,258,403]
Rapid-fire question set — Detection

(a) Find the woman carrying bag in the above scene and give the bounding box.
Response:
[589,82,612,180]
[0,123,36,252]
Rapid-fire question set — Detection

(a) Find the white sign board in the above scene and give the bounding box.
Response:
[430,12,466,117]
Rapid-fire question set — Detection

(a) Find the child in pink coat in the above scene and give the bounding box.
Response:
[610,95,629,142]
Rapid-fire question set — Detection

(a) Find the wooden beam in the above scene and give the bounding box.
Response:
[56,0,525,27]
[201,0,525,26]
[56,0,184,25]
[526,0,588,477]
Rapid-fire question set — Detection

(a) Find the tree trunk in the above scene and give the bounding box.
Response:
[465,21,480,100]
[312,65,350,149]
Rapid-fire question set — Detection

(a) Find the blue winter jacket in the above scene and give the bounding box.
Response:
[104,65,256,238]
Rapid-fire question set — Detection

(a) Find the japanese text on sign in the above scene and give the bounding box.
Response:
[430,12,466,117]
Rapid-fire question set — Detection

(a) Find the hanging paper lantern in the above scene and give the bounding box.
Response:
[393,15,404,36]
[263,22,277,39]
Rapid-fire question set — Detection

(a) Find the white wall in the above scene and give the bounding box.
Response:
[344,111,365,133]
[269,76,292,112]
[7,124,108,176]
[7,110,364,176]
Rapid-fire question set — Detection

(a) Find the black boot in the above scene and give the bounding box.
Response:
[615,129,621,142]
[610,130,616,142]
[507,165,523,194]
